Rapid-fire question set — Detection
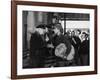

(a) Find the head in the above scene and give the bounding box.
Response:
[81,32,87,41]
[75,29,81,37]
[66,30,71,37]
[36,24,47,35]
[71,31,75,37]
[53,23,63,35]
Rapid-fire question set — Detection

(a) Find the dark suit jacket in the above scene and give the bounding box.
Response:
[70,36,81,49]
[29,32,47,67]
[30,32,46,50]
[79,40,89,55]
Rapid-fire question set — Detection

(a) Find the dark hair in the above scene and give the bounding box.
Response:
[36,24,46,29]
[76,29,81,34]
[46,24,54,29]
[82,32,89,38]
[71,30,75,36]
[82,32,87,35]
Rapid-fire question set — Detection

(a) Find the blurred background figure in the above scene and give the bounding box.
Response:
[68,30,81,65]
[78,32,90,66]
[64,29,72,40]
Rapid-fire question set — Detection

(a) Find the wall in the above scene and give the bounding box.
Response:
[0,0,99,80]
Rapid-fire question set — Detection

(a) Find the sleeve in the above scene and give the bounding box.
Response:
[64,36,71,55]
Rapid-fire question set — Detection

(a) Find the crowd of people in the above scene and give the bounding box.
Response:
[29,23,90,68]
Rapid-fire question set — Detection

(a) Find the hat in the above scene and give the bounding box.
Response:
[36,24,46,29]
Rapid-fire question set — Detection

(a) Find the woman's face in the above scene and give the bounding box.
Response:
[53,28,60,35]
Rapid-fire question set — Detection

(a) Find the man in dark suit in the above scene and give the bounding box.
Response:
[79,32,89,66]
[30,24,47,68]
[70,30,81,65]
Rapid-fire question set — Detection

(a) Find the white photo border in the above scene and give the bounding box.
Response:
[17,5,95,75]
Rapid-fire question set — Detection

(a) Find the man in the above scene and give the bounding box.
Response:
[30,24,48,68]
[70,30,81,65]
[71,30,81,50]
[79,32,89,66]
[51,23,75,66]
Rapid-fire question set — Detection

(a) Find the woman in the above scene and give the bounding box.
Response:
[51,23,75,66]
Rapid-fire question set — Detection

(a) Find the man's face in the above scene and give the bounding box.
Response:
[37,28,46,35]
[75,30,81,37]
[71,31,75,37]
[81,33,86,40]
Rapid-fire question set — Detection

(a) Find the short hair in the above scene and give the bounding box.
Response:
[82,32,89,38]
[76,29,81,34]
[36,24,46,29]
[54,23,63,33]
[46,24,54,29]
[82,32,87,35]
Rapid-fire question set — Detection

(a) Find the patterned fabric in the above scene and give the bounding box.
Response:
[55,43,75,60]
[55,43,67,58]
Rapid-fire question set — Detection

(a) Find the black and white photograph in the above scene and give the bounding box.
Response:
[22,11,90,68]
[11,1,97,79]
